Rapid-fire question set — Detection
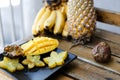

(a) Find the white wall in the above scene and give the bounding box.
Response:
[94,0,120,34]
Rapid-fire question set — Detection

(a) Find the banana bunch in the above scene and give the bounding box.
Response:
[32,1,68,37]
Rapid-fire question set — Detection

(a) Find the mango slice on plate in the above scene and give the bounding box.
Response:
[21,37,59,55]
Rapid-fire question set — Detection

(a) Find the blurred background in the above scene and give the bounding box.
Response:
[0,0,120,48]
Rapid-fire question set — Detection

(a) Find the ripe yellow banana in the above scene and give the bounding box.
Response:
[54,10,65,34]
[44,10,56,31]
[36,8,51,32]
[60,3,67,18]
[62,22,69,37]
[32,7,46,35]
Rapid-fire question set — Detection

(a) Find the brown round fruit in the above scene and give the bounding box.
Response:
[92,42,111,63]
[4,45,24,58]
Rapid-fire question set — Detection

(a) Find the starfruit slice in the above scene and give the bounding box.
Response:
[43,51,68,68]
[0,57,24,72]
[22,55,45,69]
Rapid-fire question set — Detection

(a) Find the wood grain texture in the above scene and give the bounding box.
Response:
[96,7,120,26]
[95,29,120,44]
[58,39,120,75]
[0,69,17,80]
[62,59,120,80]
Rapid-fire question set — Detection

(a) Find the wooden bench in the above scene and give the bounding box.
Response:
[46,8,120,80]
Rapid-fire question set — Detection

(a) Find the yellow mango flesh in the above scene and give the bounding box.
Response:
[21,37,59,55]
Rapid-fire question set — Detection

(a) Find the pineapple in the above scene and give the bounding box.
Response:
[67,0,96,44]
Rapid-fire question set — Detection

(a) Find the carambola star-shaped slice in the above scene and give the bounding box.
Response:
[22,55,45,69]
[43,51,68,68]
[0,57,24,72]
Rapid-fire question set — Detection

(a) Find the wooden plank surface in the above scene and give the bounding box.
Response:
[62,59,120,80]
[96,8,120,26]
[47,59,120,80]
[95,29,120,44]
[58,39,120,75]
[0,69,17,80]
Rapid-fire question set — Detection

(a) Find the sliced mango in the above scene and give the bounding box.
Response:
[21,37,59,55]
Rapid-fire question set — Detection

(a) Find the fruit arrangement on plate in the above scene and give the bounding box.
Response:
[0,37,68,72]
